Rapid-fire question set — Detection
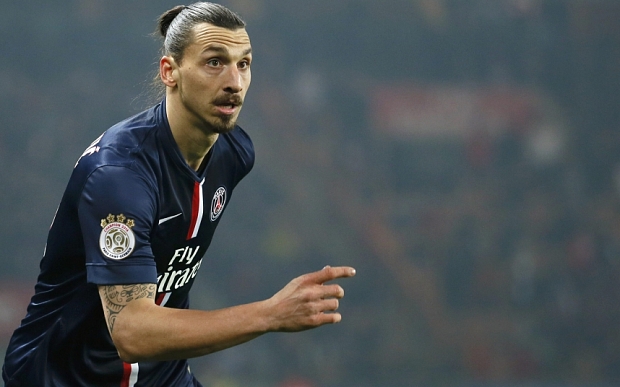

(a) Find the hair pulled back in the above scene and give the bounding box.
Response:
[156,2,246,63]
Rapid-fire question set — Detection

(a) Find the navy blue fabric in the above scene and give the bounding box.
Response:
[2,100,254,386]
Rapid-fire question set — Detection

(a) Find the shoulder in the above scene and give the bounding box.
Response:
[101,107,162,160]
[74,106,164,180]
[221,125,255,168]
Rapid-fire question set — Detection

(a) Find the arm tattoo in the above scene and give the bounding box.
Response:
[99,284,156,334]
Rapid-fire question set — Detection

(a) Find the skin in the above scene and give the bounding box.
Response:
[100,266,355,363]
[161,23,253,170]
[98,23,356,364]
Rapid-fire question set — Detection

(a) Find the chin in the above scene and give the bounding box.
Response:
[204,116,237,134]
[214,126,235,134]
[212,120,237,134]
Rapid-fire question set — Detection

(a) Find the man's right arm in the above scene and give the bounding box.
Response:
[98,265,356,363]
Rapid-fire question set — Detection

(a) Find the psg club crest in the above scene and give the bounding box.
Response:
[99,214,136,260]
[210,187,227,222]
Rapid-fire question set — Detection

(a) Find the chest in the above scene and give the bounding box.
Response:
[150,167,234,297]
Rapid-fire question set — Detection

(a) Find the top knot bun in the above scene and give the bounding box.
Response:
[157,5,186,37]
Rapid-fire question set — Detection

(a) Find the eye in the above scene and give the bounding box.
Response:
[238,61,250,69]
[207,59,221,67]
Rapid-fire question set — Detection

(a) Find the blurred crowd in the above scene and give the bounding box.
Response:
[1,1,620,386]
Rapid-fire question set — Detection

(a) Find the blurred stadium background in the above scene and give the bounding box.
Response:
[1,0,620,386]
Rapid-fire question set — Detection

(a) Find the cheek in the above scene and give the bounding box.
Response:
[182,76,213,96]
[243,72,252,91]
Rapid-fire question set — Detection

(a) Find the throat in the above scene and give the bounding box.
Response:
[194,148,213,174]
[176,133,218,171]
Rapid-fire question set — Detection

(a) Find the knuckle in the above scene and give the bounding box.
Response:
[301,288,316,302]
[309,314,322,326]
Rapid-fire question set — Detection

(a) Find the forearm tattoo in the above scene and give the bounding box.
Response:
[99,284,156,333]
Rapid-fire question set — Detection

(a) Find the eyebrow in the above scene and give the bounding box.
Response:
[202,46,252,57]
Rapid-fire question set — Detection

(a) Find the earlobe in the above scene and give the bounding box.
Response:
[159,56,178,87]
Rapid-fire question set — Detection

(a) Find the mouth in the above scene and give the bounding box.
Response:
[214,104,237,115]
[213,96,243,116]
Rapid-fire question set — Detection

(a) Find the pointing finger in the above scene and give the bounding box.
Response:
[306,266,356,285]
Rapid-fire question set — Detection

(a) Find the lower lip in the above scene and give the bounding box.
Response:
[215,106,237,115]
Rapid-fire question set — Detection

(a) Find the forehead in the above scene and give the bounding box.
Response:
[189,23,251,55]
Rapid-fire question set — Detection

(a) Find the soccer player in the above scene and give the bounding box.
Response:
[2,3,355,386]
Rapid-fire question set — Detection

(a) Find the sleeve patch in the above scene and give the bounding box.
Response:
[99,213,136,260]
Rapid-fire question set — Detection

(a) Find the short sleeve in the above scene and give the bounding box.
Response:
[227,126,255,185]
[79,166,158,285]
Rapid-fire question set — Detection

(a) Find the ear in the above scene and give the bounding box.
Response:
[159,56,178,87]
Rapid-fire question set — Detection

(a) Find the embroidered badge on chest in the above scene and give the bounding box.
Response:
[99,213,136,260]
[210,187,227,222]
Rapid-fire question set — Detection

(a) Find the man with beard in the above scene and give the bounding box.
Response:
[3,3,355,386]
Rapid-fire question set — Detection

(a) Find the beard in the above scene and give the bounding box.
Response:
[209,114,237,134]
[207,93,244,134]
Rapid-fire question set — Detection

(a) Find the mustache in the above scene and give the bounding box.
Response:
[213,94,244,106]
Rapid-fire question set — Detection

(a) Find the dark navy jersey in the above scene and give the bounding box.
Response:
[2,100,254,386]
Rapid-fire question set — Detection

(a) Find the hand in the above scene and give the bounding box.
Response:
[266,265,356,332]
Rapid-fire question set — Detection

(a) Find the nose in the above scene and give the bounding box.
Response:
[223,66,243,94]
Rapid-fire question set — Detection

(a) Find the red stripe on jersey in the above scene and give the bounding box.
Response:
[186,179,204,240]
[155,293,166,306]
[186,181,200,240]
[121,362,131,387]
[121,362,139,387]
[155,292,170,306]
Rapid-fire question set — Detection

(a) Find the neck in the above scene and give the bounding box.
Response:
[165,97,219,171]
